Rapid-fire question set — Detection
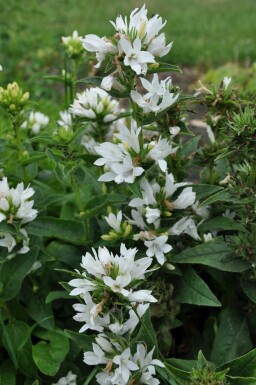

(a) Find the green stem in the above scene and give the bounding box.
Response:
[13,118,22,160]
[0,306,18,369]
[209,164,215,185]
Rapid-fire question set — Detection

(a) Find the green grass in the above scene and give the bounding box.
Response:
[0,0,256,110]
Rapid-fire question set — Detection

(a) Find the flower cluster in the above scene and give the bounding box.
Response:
[0,82,29,114]
[94,119,178,183]
[69,87,119,124]
[52,371,77,385]
[131,74,179,115]
[68,243,163,384]
[82,5,172,77]
[0,177,37,255]
[21,111,49,134]
[61,30,84,58]
[84,336,164,385]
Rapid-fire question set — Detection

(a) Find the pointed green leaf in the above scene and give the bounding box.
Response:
[147,62,182,74]
[0,247,38,301]
[210,307,253,365]
[217,348,256,378]
[173,266,221,307]
[199,217,247,233]
[26,217,87,244]
[241,280,256,304]
[171,238,250,272]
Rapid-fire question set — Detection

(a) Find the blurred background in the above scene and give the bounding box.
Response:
[1,0,256,114]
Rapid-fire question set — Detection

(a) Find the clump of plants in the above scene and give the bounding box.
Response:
[0,5,256,385]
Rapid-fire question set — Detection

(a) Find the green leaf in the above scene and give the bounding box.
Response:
[171,238,250,272]
[0,247,38,301]
[199,217,248,233]
[190,184,224,201]
[26,217,87,245]
[27,295,54,329]
[32,330,69,376]
[0,360,16,385]
[241,280,256,304]
[147,62,182,74]
[0,222,26,238]
[64,330,95,350]
[45,290,71,303]
[133,308,158,351]
[28,135,54,145]
[210,307,253,365]
[46,241,82,266]
[165,358,198,372]
[2,321,36,377]
[199,189,238,207]
[217,348,256,378]
[21,152,47,166]
[83,194,127,219]
[31,381,39,385]
[226,376,256,385]
[173,266,221,307]
[179,135,201,158]
[159,362,190,385]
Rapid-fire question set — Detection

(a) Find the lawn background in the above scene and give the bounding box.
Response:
[0,0,256,113]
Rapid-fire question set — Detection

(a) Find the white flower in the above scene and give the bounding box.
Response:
[62,30,83,57]
[172,187,196,210]
[103,274,131,296]
[105,211,122,232]
[95,144,144,184]
[69,87,118,123]
[101,75,114,91]
[147,33,173,58]
[83,342,109,365]
[222,209,236,219]
[21,111,49,134]
[18,228,30,254]
[222,76,232,90]
[144,235,172,265]
[127,289,157,303]
[169,216,200,240]
[134,344,165,373]
[113,348,139,384]
[52,371,77,385]
[73,292,110,332]
[145,207,161,226]
[115,121,141,153]
[129,177,159,209]
[57,110,72,130]
[203,233,213,242]
[70,244,155,306]
[82,34,117,68]
[101,75,126,93]
[0,233,16,252]
[96,372,115,385]
[131,74,179,114]
[0,64,3,71]
[192,202,210,219]
[109,303,149,335]
[0,177,37,224]
[69,275,96,296]
[81,135,98,153]
[111,6,172,57]
[169,126,180,136]
[119,37,155,75]
[147,138,178,172]
[206,125,215,144]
